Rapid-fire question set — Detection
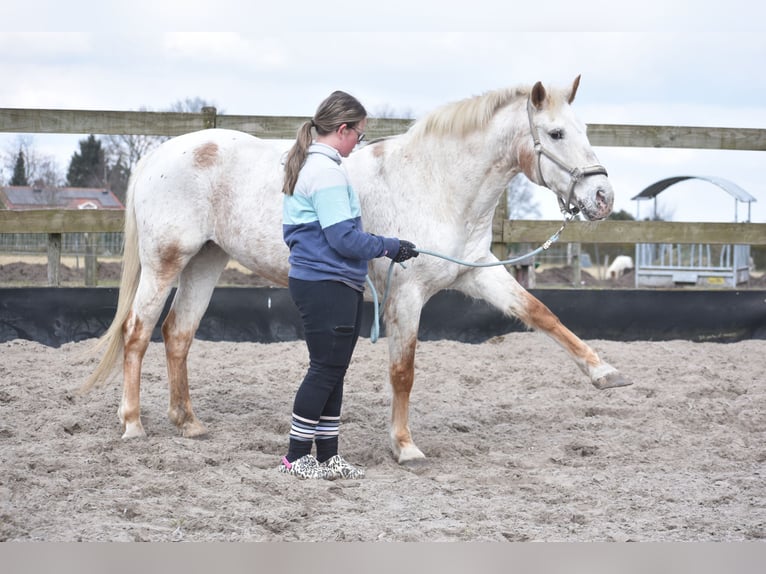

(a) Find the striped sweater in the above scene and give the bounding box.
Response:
[282,143,399,290]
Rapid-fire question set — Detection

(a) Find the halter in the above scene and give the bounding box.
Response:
[526,97,608,216]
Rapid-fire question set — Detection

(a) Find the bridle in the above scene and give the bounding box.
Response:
[526,97,608,216]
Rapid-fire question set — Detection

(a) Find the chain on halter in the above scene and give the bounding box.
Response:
[526,97,608,216]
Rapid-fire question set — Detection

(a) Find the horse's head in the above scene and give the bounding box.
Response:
[522,76,614,221]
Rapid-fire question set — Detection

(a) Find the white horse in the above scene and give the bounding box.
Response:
[607,255,634,279]
[84,76,630,463]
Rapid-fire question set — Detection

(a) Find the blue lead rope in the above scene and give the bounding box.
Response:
[366,216,572,343]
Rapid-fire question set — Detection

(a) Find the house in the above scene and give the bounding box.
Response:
[0,185,124,211]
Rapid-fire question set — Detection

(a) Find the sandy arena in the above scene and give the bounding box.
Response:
[0,330,763,541]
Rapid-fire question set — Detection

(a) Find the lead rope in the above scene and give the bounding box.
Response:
[367,213,575,342]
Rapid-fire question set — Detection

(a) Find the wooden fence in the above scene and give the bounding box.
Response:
[2,107,765,286]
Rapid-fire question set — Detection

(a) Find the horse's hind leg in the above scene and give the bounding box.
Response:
[162,242,229,438]
[121,276,178,438]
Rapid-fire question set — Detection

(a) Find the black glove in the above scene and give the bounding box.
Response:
[393,240,419,263]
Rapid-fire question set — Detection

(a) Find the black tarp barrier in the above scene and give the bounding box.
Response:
[1,287,765,348]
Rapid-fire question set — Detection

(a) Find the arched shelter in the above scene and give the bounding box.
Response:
[630,176,756,288]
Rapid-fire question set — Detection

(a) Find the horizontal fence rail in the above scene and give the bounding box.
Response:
[496,219,766,246]
[2,106,766,286]
[0,210,124,234]
[2,210,765,245]
[3,107,766,150]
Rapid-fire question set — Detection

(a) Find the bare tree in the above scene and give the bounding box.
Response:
[102,107,164,177]
[167,97,219,114]
[1,135,64,187]
[371,103,414,119]
[506,174,541,220]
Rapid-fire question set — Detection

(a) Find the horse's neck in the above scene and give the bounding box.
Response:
[416,135,519,220]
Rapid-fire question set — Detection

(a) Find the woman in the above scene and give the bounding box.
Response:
[280,90,418,480]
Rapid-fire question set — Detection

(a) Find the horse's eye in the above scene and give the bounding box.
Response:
[549,129,564,140]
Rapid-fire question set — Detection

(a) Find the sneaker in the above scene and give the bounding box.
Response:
[321,454,366,480]
[278,455,330,479]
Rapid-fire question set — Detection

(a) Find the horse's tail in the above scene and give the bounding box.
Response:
[79,163,143,393]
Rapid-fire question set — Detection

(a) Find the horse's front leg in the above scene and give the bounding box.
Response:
[385,288,427,464]
[518,290,630,389]
[455,265,630,389]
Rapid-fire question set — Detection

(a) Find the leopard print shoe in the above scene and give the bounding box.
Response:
[278,455,330,479]
[321,454,366,480]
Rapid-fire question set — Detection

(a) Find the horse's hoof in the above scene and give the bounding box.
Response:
[121,421,146,439]
[182,420,208,438]
[593,372,632,390]
[396,443,426,465]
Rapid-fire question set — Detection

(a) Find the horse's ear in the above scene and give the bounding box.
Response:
[568,75,581,104]
[531,81,546,110]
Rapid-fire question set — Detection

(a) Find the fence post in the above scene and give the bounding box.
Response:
[47,233,61,286]
[84,232,97,286]
[201,107,217,129]
[490,189,508,263]
[571,242,581,285]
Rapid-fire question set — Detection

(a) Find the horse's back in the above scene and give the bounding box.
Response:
[130,128,288,275]
[131,128,283,219]
[135,128,279,184]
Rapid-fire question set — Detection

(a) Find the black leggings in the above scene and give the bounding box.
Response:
[287,278,364,459]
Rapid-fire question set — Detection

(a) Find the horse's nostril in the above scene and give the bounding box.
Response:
[596,189,606,208]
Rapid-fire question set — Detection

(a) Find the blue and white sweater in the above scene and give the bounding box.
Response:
[283,143,399,291]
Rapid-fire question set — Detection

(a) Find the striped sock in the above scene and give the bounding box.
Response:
[286,413,318,462]
[315,415,340,462]
[315,415,340,440]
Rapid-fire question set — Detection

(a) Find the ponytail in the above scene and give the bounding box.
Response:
[282,121,314,196]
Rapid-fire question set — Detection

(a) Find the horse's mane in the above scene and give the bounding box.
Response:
[408,86,530,140]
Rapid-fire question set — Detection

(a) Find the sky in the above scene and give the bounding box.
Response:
[2,1,766,223]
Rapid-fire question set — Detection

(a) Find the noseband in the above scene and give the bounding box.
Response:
[526,97,608,216]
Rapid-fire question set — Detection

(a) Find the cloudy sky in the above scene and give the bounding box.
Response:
[2,1,765,222]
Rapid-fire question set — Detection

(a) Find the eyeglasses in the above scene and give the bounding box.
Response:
[351,126,366,143]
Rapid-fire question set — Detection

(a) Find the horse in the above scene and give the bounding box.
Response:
[607,255,635,279]
[84,76,631,464]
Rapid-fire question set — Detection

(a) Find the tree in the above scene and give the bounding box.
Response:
[506,174,541,220]
[607,209,635,221]
[372,103,414,120]
[2,136,63,187]
[167,97,217,114]
[107,158,131,205]
[67,135,107,188]
[10,150,28,186]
